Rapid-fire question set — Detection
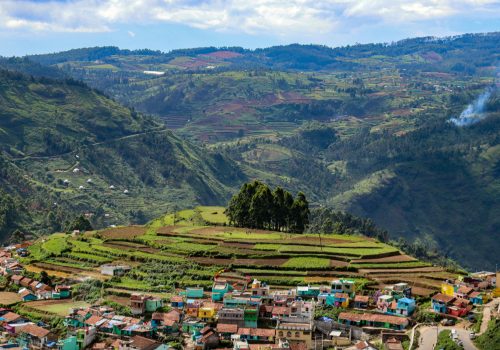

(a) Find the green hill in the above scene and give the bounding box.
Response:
[22,206,461,297]
[3,32,500,269]
[0,69,246,242]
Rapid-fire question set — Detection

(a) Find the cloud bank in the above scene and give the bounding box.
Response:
[1,0,498,39]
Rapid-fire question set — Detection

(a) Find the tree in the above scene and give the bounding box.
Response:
[66,215,93,232]
[226,181,309,233]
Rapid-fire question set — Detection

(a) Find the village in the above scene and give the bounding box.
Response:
[1,244,499,350]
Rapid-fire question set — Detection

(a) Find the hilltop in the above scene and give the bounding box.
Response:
[22,206,461,298]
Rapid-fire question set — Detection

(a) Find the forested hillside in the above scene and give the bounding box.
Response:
[0,68,246,242]
[1,32,499,269]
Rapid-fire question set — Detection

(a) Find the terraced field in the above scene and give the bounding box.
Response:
[23,207,461,297]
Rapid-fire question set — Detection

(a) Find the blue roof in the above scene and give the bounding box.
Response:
[398,297,415,303]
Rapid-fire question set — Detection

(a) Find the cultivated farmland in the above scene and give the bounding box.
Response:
[23,206,461,297]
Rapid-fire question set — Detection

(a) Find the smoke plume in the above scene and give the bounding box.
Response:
[449,88,493,127]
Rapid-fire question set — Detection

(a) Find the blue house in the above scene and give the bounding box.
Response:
[296,286,321,298]
[431,293,455,314]
[212,282,232,301]
[19,289,37,301]
[396,298,416,316]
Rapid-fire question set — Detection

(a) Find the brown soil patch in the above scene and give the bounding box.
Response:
[220,242,256,249]
[192,257,288,266]
[32,262,88,274]
[190,226,274,236]
[100,226,146,239]
[330,259,349,268]
[0,292,21,306]
[156,226,177,234]
[103,242,160,254]
[358,267,443,275]
[107,295,130,306]
[351,254,416,264]
[304,276,335,283]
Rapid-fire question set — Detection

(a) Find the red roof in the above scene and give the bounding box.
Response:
[11,275,24,281]
[170,296,183,302]
[1,312,22,323]
[152,312,177,326]
[85,315,104,326]
[272,306,288,315]
[457,286,473,295]
[217,323,238,333]
[130,335,161,350]
[19,324,50,338]
[354,295,370,303]
[335,293,349,299]
[237,328,275,337]
[19,290,35,298]
[469,291,481,298]
[339,312,408,326]
[432,293,455,304]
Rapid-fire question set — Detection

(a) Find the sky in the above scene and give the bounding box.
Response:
[0,0,499,56]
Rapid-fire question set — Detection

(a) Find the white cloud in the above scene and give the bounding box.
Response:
[128,30,136,37]
[0,0,498,38]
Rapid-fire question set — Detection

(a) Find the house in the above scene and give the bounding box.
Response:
[195,326,219,349]
[237,328,275,343]
[377,295,394,313]
[431,293,455,314]
[448,298,471,317]
[345,341,378,350]
[19,277,33,288]
[53,285,71,299]
[275,322,313,349]
[100,264,131,276]
[151,313,179,334]
[216,324,238,340]
[384,337,404,350]
[333,293,349,308]
[198,303,217,322]
[338,312,409,330]
[212,281,233,301]
[17,324,51,349]
[170,296,184,309]
[218,308,245,327]
[469,291,484,305]
[455,285,474,299]
[10,275,24,285]
[186,287,204,299]
[395,298,415,316]
[181,318,205,334]
[250,279,270,297]
[0,312,24,325]
[296,286,320,299]
[331,279,355,297]
[18,288,37,302]
[186,300,201,318]
[130,295,163,315]
[244,307,259,328]
[392,283,412,299]
[36,285,53,300]
[353,295,370,309]
[118,335,168,350]
[29,280,40,292]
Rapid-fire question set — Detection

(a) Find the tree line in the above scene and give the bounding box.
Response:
[226,181,309,233]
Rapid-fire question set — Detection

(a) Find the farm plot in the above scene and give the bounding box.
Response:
[99,226,146,239]
[26,299,90,316]
[0,292,21,306]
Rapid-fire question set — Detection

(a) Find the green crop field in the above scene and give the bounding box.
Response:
[22,206,461,296]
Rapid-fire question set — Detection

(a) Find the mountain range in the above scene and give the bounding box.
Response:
[0,32,499,270]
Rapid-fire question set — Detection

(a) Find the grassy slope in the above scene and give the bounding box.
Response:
[23,206,459,294]
[0,70,246,241]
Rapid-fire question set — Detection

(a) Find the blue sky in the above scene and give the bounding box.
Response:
[0,0,499,56]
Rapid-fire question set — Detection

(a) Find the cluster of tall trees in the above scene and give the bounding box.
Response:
[226,181,309,233]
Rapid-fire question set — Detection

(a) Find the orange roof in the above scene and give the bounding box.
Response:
[237,328,275,337]
[457,285,473,295]
[19,290,35,298]
[354,295,370,303]
[19,324,50,338]
[170,296,183,302]
[1,312,22,323]
[11,275,24,281]
[217,324,238,333]
[335,293,349,299]
[339,312,408,326]
[85,315,104,326]
[432,293,455,304]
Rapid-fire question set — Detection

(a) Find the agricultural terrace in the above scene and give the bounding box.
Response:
[23,206,458,297]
